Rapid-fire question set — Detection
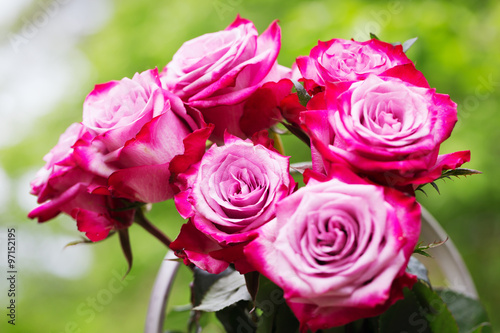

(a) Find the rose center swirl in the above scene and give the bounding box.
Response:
[301,211,360,269]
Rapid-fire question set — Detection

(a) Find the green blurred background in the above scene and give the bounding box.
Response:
[0,0,499,332]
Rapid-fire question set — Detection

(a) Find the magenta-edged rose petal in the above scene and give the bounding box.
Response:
[186,133,294,243]
[30,69,208,241]
[29,169,135,242]
[73,197,135,242]
[73,209,116,242]
[106,110,210,203]
[239,79,294,137]
[170,222,229,274]
[302,72,470,187]
[172,132,295,272]
[75,76,208,203]
[169,125,215,176]
[245,166,420,331]
[116,111,190,167]
[72,133,119,179]
[295,38,412,90]
[83,69,166,151]
[288,273,416,332]
[108,163,173,203]
[29,182,89,222]
[160,15,291,143]
[30,123,86,199]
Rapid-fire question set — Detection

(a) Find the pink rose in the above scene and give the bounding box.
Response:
[302,67,470,187]
[245,166,421,331]
[28,123,134,241]
[29,68,212,241]
[295,38,412,90]
[30,123,86,202]
[160,15,291,142]
[171,133,296,274]
[77,68,209,203]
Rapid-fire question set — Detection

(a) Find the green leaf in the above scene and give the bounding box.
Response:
[370,33,380,40]
[413,239,448,258]
[290,79,311,107]
[191,267,232,307]
[441,168,482,178]
[436,289,492,333]
[193,269,251,312]
[379,287,431,333]
[187,311,223,333]
[406,256,431,285]
[413,248,432,258]
[412,282,459,333]
[430,181,441,194]
[403,37,418,52]
[215,301,257,333]
[379,281,459,333]
[416,168,481,194]
[255,276,299,333]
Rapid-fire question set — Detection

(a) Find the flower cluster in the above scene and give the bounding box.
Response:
[29,16,472,332]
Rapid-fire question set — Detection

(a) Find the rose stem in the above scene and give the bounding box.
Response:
[134,208,172,248]
[134,207,196,273]
[271,131,285,155]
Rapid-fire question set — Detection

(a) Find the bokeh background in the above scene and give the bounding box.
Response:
[1,0,499,332]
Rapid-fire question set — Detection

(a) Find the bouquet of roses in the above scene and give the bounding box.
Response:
[29,15,491,333]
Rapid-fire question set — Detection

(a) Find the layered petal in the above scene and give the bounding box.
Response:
[172,133,295,272]
[302,73,469,186]
[245,166,421,331]
[160,15,291,143]
[295,38,412,88]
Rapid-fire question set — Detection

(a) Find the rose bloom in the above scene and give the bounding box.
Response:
[29,68,211,241]
[160,15,291,142]
[77,68,209,203]
[295,38,412,90]
[282,38,411,137]
[245,166,421,331]
[28,123,134,241]
[302,67,470,187]
[171,133,295,274]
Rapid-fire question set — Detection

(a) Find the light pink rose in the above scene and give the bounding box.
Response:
[83,69,170,151]
[302,67,470,187]
[28,123,134,241]
[76,68,209,203]
[245,166,420,331]
[295,38,412,90]
[160,15,291,142]
[171,133,296,274]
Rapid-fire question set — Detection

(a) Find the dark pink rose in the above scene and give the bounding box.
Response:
[77,68,209,203]
[160,15,291,142]
[28,123,134,241]
[171,133,296,274]
[295,38,412,90]
[302,67,470,187]
[245,166,420,331]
